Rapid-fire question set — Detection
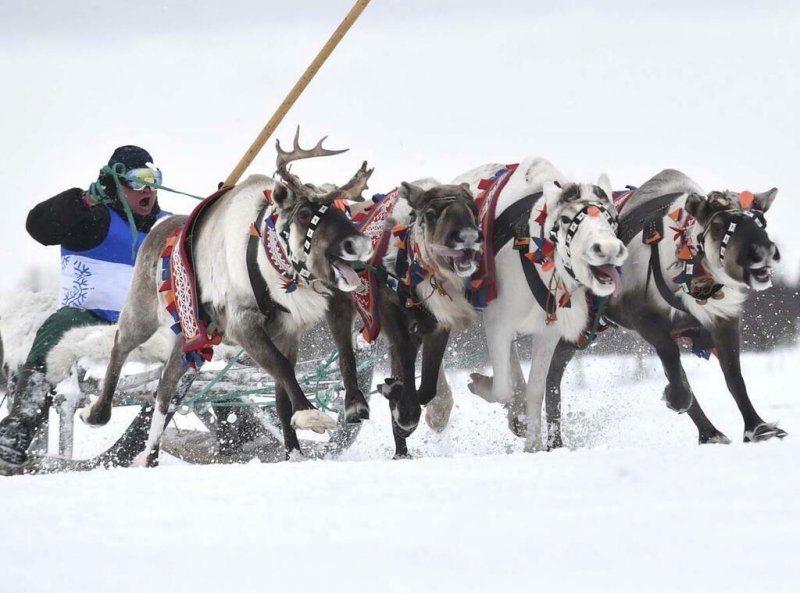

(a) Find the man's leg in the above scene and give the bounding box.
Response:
[0,307,107,466]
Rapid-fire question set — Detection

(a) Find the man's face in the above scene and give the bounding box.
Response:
[120,185,157,216]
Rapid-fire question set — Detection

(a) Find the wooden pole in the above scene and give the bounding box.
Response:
[223,0,372,187]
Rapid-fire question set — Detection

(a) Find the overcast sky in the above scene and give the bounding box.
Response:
[1,0,799,291]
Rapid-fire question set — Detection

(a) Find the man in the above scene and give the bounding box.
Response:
[0,145,168,467]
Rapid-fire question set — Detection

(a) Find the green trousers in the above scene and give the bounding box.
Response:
[25,307,110,371]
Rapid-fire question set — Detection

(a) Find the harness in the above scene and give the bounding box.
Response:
[549,201,619,283]
[491,190,618,347]
[252,189,348,299]
[618,192,766,312]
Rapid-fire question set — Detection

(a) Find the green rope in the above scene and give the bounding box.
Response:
[141,181,207,201]
[87,163,140,260]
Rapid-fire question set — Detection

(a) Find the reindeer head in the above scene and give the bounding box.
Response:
[398,181,482,278]
[685,188,779,290]
[544,175,627,297]
[271,128,374,292]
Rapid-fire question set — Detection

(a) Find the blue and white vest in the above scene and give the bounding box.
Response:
[59,208,169,322]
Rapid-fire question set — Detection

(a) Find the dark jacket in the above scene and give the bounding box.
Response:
[26,188,162,251]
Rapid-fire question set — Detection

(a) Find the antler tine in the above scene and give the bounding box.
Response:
[275,126,349,173]
[324,161,374,203]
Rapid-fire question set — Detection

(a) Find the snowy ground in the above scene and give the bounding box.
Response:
[1,347,797,593]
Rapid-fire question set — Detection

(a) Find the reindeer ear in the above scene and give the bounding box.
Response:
[752,188,778,212]
[684,192,712,224]
[543,181,562,211]
[271,181,294,210]
[596,174,613,200]
[400,181,426,209]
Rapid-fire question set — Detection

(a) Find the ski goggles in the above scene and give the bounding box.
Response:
[123,167,162,191]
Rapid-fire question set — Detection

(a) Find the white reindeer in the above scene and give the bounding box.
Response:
[462,157,627,451]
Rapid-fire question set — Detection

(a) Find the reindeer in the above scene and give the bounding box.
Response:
[476,169,785,447]
[550,170,785,445]
[330,180,482,458]
[80,131,375,465]
[462,158,627,452]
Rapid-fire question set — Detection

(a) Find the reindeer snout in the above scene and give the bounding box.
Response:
[590,240,627,263]
[748,243,780,266]
[339,235,373,262]
[448,227,482,249]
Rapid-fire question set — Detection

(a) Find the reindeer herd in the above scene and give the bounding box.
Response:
[78,130,785,465]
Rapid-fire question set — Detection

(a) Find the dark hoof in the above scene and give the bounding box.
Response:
[744,423,787,443]
[0,444,27,467]
[698,432,732,445]
[79,404,111,427]
[662,385,692,414]
[508,412,527,438]
[345,401,370,424]
[546,435,564,451]
[393,452,413,460]
[380,378,402,400]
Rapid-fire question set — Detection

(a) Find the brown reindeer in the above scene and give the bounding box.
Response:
[330,181,482,458]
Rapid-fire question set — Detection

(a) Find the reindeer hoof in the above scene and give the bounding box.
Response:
[699,432,732,445]
[662,385,692,414]
[508,412,527,438]
[393,452,413,460]
[546,434,564,451]
[744,423,787,443]
[467,372,493,401]
[345,399,370,424]
[286,449,308,462]
[344,391,369,424]
[380,378,402,400]
[78,404,111,427]
[425,396,453,433]
[291,409,336,434]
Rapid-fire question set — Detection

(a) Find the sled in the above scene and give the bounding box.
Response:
[1,319,377,473]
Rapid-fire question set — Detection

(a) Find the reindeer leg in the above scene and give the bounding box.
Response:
[275,383,302,458]
[544,339,576,450]
[467,339,527,437]
[326,292,369,423]
[524,335,560,452]
[629,311,694,413]
[380,300,421,459]
[686,398,732,445]
[132,337,196,467]
[228,309,335,435]
[418,329,449,406]
[425,365,454,433]
[80,316,158,427]
[270,335,303,458]
[711,317,786,443]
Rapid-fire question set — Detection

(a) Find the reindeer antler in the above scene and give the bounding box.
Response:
[275,126,349,199]
[275,127,373,203]
[327,161,374,203]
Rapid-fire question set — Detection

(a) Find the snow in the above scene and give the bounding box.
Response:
[1,347,797,592]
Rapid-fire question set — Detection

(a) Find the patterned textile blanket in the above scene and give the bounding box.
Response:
[469,164,519,308]
[350,189,402,342]
[159,186,231,368]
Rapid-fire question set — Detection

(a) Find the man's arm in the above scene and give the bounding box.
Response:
[26,188,111,251]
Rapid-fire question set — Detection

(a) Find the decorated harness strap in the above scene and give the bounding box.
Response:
[350,189,402,342]
[159,186,231,369]
[469,164,519,308]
